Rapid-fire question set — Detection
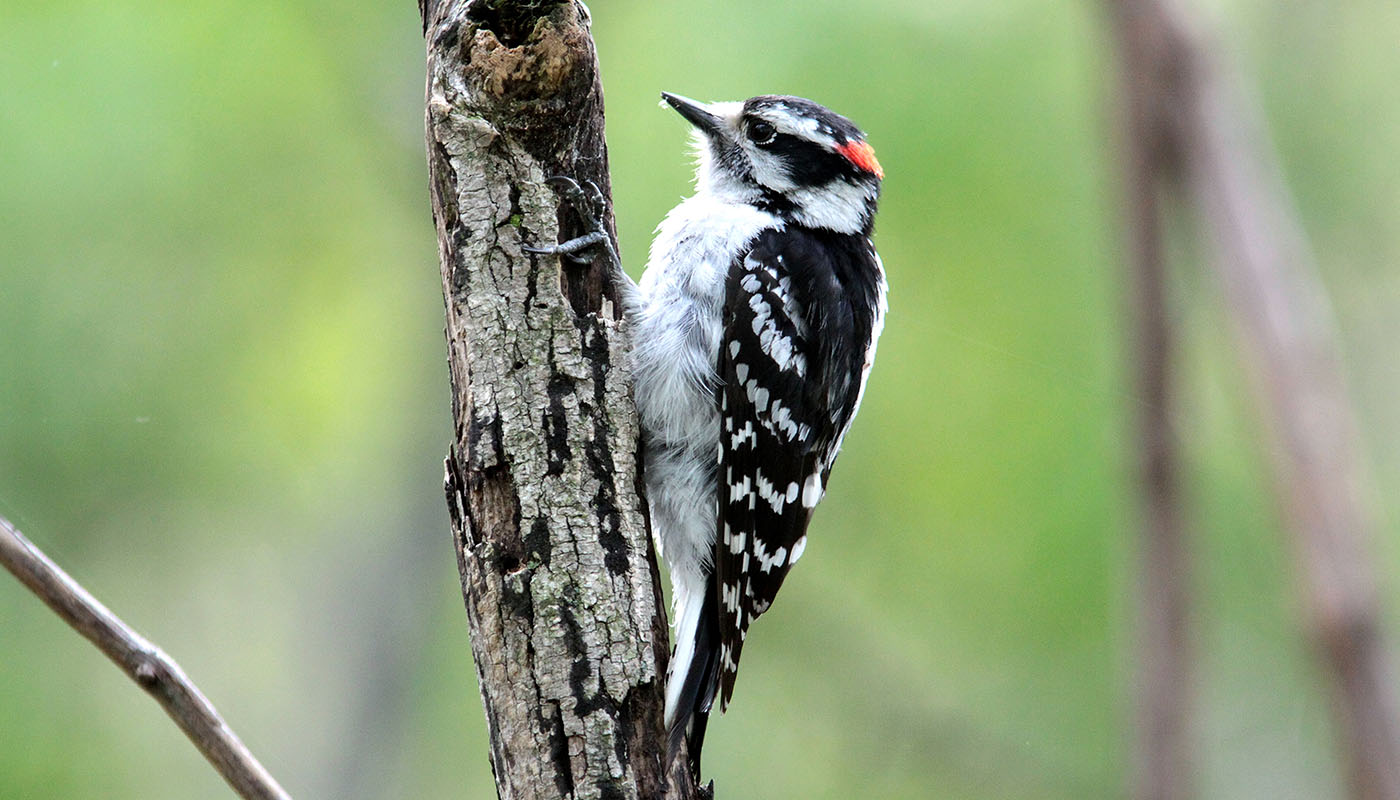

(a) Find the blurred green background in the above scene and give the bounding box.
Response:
[3,0,1398,797]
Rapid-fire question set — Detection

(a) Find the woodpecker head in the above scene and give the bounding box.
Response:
[662,92,883,235]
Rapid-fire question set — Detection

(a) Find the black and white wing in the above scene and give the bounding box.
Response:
[713,226,885,708]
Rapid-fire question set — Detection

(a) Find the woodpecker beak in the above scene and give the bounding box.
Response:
[661,92,725,137]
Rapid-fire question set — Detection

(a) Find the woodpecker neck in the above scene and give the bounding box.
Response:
[695,154,880,236]
[760,179,880,237]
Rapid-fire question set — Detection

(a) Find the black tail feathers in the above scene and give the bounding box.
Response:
[667,576,721,780]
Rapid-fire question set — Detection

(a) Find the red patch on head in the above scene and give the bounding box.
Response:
[836,140,883,179]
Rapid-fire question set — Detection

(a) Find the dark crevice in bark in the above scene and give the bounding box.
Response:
[546,702,576,798]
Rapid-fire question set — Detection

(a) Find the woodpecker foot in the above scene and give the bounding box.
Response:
[524,230,609,264]
[526,174,639,315]
[524,175,617,266]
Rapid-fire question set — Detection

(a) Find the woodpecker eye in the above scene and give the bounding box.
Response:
[746,120,777,146]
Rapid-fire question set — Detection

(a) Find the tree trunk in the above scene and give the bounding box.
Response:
[421,2,699,797]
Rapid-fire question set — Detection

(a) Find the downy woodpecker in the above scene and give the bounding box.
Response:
[639,92,887,777]
[535,92,886,777]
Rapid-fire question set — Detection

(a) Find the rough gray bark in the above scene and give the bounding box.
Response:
[421,2,700,797]
[1106,1,1400,798]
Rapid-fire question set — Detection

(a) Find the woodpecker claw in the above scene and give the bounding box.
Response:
[543,175,608,235]
[529,173,639,316]
[543,174,585,199]
[583,180,607,217]
[533,174,616,268]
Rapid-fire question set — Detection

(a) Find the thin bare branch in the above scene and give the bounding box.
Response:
[1105,0,1400,797]
[1175,18,1400,797]
[0,515,292,800]
[1108,3,1193,796]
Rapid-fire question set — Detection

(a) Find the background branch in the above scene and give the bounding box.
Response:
[0,515,291,800]
[1107,0,1400,797]
[1109,2,1192,794]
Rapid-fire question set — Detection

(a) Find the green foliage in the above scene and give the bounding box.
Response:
[1,0,1397,798]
